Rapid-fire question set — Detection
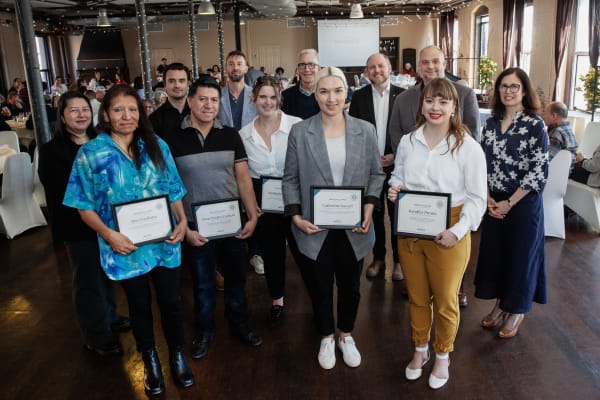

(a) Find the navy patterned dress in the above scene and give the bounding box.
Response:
[474,111,549,313]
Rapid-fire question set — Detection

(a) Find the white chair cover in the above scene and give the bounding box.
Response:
[0,131,20,153]
[32,148,47,207]
[542,150,572,239]
[579,122,600,158]
[0,153,47,239]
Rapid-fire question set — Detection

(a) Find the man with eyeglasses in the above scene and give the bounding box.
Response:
[218,50,257,131]
[388,45,480,307]
[349,53,405,282]
[281,49,321,119]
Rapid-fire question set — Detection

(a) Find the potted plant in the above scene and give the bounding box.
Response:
[576,67,600,112]
[478,57,497,101]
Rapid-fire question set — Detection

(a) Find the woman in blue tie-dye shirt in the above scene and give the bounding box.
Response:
[63,85,193,395]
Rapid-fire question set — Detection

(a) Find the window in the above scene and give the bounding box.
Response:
[473,7,489,88]
[35,36,51,94]
[571,0,590,111]
[519,3,534,73]
[452,17,459,74]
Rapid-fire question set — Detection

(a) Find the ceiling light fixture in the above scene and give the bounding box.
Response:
[96,8,111,27]
[197,0,216,15]
[349,4,364,19]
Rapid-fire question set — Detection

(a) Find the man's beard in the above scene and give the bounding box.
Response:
[229,74,244,82]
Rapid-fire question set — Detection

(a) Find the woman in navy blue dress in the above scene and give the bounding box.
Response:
[474,67,548,339]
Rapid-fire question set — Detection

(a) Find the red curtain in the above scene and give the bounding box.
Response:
[553,0,576,98]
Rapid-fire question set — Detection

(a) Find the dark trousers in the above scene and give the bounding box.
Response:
[254,213,291,300]
[296,230,363,336]
[64,240,117,348]
[188,237,249,336]
[120,266,184,352]
[372,169,399,263]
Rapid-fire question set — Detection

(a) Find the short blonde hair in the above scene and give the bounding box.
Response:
[315,66,348,90]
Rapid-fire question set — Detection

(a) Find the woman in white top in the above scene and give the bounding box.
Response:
[282,67,385,370]
[388,78,487,389]
[239,76,301,328]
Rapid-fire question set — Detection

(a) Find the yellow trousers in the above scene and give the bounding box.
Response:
[397,206,470,353]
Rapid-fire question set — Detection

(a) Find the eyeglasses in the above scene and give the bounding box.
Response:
[297,62,319,70]
[499,83,521,93]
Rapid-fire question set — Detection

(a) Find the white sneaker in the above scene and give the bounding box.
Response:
[318,337,336,370]
[249,255,264,275]
[337,335,361,367]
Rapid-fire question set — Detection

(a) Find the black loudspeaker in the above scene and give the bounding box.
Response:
[402,48,417,71]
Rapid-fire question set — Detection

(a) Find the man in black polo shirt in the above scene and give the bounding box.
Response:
[150,63,191,139]
[162,77,262,359]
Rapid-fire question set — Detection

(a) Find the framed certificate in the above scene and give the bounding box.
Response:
[192,198,243,240]
[394,190,451,239]
[260,176,284,214]
[112,195,174,246]
[310,186,364,229]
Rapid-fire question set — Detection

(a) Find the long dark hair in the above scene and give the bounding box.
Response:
[414,78,467,155]
[54,91,96,140]
[491,67,541,119]
[97,85,165,170]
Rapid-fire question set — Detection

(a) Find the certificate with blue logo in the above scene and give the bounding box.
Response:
[310,186,364,229]
[394,191,451,239]
[192,198,243,240]
[112,195,174,246]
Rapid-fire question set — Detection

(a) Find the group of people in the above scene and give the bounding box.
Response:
[37,44,553,395]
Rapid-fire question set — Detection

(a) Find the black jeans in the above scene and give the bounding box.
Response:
[254,213,292,300]
[64,240,117,347]
[372,168,399,263]
[296,230,363,336]
[120,266,184,352]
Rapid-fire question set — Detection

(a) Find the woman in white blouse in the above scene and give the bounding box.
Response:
[239,76,301,328]
[388,78,487,389]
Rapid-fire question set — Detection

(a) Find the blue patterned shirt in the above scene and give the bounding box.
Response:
[481,111,548,194]
[63,133,187,280]
[548,121,578,172]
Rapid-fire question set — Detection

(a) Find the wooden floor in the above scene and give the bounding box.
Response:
[2,215,600,400]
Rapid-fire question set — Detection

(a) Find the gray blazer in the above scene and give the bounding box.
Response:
[282,112,386,261]
[218,84,257,129]
[388,81,481,151]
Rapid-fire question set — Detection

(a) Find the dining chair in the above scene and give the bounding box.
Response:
[542,150,572,239]
[0,131,20,153]
[0,153,47,239]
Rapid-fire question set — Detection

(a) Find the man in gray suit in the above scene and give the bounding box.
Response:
[388,45,479,307]
[218,50,257,131]
[388,45,481,152]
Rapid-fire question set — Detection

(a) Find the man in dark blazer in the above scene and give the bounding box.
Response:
[349,53,405,281]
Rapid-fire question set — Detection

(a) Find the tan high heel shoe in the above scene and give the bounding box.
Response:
[481,310,506,328]
[498,313,524,339]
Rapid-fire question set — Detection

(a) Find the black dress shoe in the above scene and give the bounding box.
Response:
[191,334,212,359]
[267,305,285,328]
[231,325,263,347]
[169,346,195,388]
[84,342,123,356]
[142,347,165,396]
[111,315,132,333]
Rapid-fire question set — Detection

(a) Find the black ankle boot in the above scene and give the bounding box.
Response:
[142,347,165,395]
[169,346,195,388]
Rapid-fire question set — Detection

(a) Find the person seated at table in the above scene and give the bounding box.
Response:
[402,62,415,77]
[572,145,600,188]
[51,76,69,97]
[8,77,22,95]
[542,101,578,172]
[1,92,24,119]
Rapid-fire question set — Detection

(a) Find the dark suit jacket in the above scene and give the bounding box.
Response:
[348,83,404,155]
[388,81,481,151]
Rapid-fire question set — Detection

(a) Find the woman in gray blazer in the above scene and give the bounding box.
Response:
[282,66,385,370]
